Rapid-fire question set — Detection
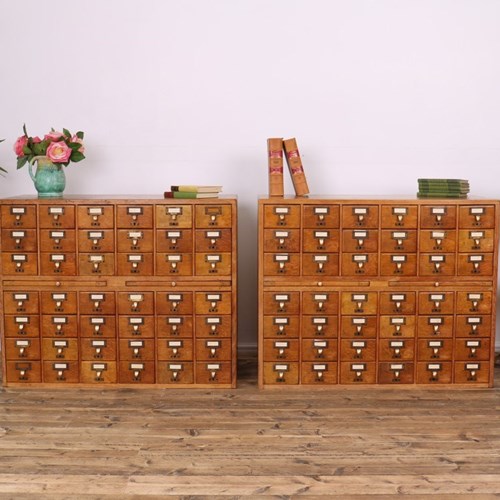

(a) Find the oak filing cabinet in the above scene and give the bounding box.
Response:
[0,196,237,387]
[258,196,499,387]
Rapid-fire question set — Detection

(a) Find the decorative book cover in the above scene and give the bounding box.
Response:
[267,138,284,197]
[283,137,310,196]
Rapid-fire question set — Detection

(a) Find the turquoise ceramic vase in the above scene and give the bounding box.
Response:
[28,156,66,198]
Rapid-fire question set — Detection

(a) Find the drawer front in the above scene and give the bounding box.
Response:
[156,253,193,276]
[263,362,299,385]
[157,316,194,338]
[301,315,338,338]
[456,291,492,314]
[302,253,339,276]
[301,362,338,384]
[79,316,117,338]
[1,253,38,275]
[118,316,155,338]
[195,338,232,361]
[117,229,154,252]
[78,230,115,252]
[79,292,116,315]
[380,230,417,253]
[195,204,232,228]
[195,228,232,252]
[419,254,456,276]
[77,205,114,228]
[416,361,452,384]
[418,292,455,315]
[457,253,494,276]
[80,338,117,361]
[119,338,156,361]
[342,229,378,253]
[43,361,79,383]
[80,361,118,383]
[303,229,340,252]
[5,361,42,383]
[3,292,39,314]
[41,291,77,314]
[378,362,414,384]
[340,362,377,384]
[194,316,232,338]
[1,205,36,228]
[78,254,115,275]
[341,292,377,315]
[156,292,194,315]
[2,228,38,252]
[380,253,417,276]
[302,292,338,315]
[458,229,495,253]
[195,292,232,314]
[378,338,415,361]
[455,315,492,337]
[340,316,377,338]
[40,205,75,228]
[5,338,41,360]
[4,315,40,338]
[420,205,456,229]
[381,205,418,229]
[454,338,491,361]
[195,252,231,276]
[301,338,338,361]
[40,253,77,276]
[155,204,193,228]
[379,292,416,315]
[340,339,376,361]
[117,253,154,276]
[41,338,79,360]
[156,361,194,384]
[379,315,416,338]
[419,230,456,253]
[263,315,300,338]
[116,205,153,228]
[454,362,490,384]
[341,205,379,228]
[417,316,453,338]
[263,205,300,228]
[263,253,300,276]
[417,338,453,360]
[195,361,232,384]
[156,229,193,253]
[341,253,378,276]
[118,361,155,384]
[41,315,78,338]
[117,291,155,315]
[263,339,300,361]
[263,291,300,315]
[303,205,340,228]
[40,229,76,252]
[263,229,300,252]
[459,205,495,228]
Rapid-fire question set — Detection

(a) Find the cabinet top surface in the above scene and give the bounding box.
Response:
[259,195,499,203]
[0,194,237,202]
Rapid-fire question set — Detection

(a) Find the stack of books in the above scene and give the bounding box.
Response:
[417,179,470,199]
[164,185,222,199]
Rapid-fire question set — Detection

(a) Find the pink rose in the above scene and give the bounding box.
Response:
[71,135,85,153]
[46,141,72,163]
[32,136,42,143]
[44,130,64,142]
[13,136,28,156]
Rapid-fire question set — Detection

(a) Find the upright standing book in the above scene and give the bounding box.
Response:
[283,137,310,196]
[267,138,284,197]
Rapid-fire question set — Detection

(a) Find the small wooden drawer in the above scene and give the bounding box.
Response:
[456,291,492,314]
[263,291,300,315]
[379,292,416,315]
[416,361,452,384]
[301,315,338,338]
[156,253,193,276]
[195,292,232,314]
[457,253,494,276]
[263,339,300,361]
[341,253,377,276]
[263,229,300,252]
[455,315,492,337]
[3,292,39,314]
[380,230,417,253]
[5,338,41,360]
[340,362,377,384]
[381,205,418,229]
[263,205,300,228]
[454,362,490,384]
[40,253,77,276]
[118,361,155,384]
[155,205,193,228]
[119,338,155,360]
[2,229,38,252]
[195,316,232,337]
[4,315,40,338]
[340,316,377,338]
[117,253,154,276]
[263,362,299,385]
[263,253,300,276]
[341,292,377,315]
[118,316,155,338]
[340,339,376,361]
[1,205,37,228]
[263,315,300,338]
[301,362,338,384]
[195,361,232,384]
[156,229,193,253]
[117,205,153,228]
[379,315,416,338]
[195,228,232,252]
[379,338,415,361]
[303,229,340,252]
[80,338,117,361]
[418,253,456,276]
[40,205,76,228]
[302,253,339,276]
[157,338,193,361]
[380,253,417,276]
[195,252,231,276]
[195,204,232,228]
[78,253,115,275]
[303,205,340,228]
[1,253,38,275]
[458,229,495,252]
[418,292,454,314]
[301,338,338,361]
[43,361,79,383]
[156,316,194,338]
[417,338,453,360]
[302,292,338,315]
[417,316,453,338]
[454,338,491,361]
[378,362,414,384]
[41,291,77,314]
[342,229,378,252]
[419,230,456,252]
[118,291,154,315]
[78,230,115,252]
[80,361,117,384]
[156,292,194,315]
[40,229,75,252]
[342,205,379,228]
[116,229,153,252]
[459,205,496,228]
[79,316,117,338]
[420,205,456,229]
[156,361,194,384]
[42,338,78,360]
[5,361,41,383]
[41,315,78,338]
[79,292,116,315]
[196,338,232,361]
[77,205,114,228]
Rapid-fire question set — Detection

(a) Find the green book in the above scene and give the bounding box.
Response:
[164,191,219,199]
[417,192,468,199]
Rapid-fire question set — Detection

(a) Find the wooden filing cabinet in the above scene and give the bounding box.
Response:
[1,196,237,388]
[258,196,499,387]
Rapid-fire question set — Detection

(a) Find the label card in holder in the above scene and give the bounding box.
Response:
[88,207,103,215]
[431,207,446,215]
[314,207,329,215]
[274,207,289,215]
[127,207,143,215]
[353,208,367,215]
[470,207,485,215]
[11,207,26,215]
[392,207,408,215]
[49,207,64,215]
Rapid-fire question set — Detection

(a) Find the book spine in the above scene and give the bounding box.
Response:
[283,138,309,196]
[267,138,284,197]
[171,185,198,193]
[164,191,199,199]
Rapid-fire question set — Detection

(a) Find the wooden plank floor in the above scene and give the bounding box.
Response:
[1,356,500,498]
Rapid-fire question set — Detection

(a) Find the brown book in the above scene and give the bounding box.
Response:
[283,137,310,196]
[267,138,284,197]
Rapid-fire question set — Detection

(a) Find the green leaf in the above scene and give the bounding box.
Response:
[0,166,7,173]
[17,157,28,169]
[76,131,84,139]
[70,151,85,162]
[23,123,28,136]
[33,142,47,155]
[22,145,32,155]
[68,142,82,151]
[63,128,71,138]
